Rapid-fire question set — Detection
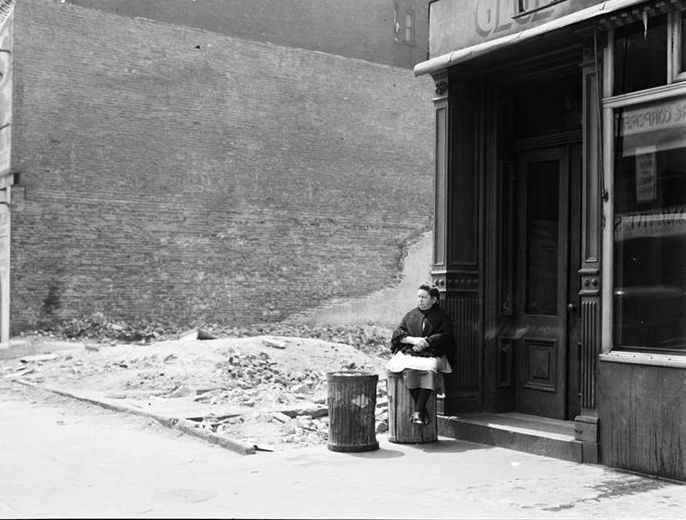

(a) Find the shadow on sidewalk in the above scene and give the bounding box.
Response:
[405,437,492,454]
[344,437,492,459]
[345,447,405,459]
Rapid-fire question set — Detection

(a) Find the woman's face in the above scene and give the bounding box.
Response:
[417,289,436,311]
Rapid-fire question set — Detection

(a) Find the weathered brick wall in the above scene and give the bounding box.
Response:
[65,0,400,66]
[10,0,434,333]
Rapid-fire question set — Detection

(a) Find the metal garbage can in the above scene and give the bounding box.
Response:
[326,370,379,452]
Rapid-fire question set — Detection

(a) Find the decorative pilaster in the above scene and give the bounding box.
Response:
[431,70,482,414]
[574,44,604,463]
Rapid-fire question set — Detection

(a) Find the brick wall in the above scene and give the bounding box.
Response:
[10,0,435,333]
[65,0,401,66]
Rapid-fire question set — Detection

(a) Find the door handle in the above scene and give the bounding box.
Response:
[567,303,577,312]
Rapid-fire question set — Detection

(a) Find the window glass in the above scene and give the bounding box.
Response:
[613,97,686,351]
[681,11,686,73]
[613,15,668,95]
[525,160,559,315]
[514,74,581,137]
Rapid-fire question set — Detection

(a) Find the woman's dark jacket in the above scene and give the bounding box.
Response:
[390,305,456,367]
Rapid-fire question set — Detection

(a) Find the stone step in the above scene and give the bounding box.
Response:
[437,412,584,463]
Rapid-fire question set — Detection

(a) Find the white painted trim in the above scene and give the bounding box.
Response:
[671,9,686,82]
[600,351,686,367]
[601,37,614,355]
[603,82,686,107]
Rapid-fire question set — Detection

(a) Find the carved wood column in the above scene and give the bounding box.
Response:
[431,70,482,414]
[574,44,604,463]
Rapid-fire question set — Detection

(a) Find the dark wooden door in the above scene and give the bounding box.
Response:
[514,146,578,419]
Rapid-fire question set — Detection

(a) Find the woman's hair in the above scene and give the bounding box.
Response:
[418,283,440,300]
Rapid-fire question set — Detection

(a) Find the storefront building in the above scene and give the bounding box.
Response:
[415,0,686,480]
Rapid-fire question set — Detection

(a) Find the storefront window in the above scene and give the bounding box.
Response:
[614,15,668,95]
[613,97,686,351]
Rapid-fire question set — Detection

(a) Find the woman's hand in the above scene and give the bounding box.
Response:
[412,338,429,352]
[400,336,429,351]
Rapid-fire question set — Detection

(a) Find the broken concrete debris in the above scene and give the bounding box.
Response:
[262,337,287,349]
[167,385,193,398]
[19,354,59,363]
[178,328,217,342]
[4,333,391,451]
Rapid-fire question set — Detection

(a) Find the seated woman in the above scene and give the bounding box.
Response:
[387,284,454,425]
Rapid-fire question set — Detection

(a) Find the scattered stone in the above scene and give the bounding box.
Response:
[195,387,224,395]
[291,383,308,394]
[197,328,216,340]
[19,354,59,363]
[179,328,217,341]
[263,337,287,349]
[168,385,194,398]
[4,367,35,379]
[179,329,200,342]
[281,407,328,419]
[271,412,292,423]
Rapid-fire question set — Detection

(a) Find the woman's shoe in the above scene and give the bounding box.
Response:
[410,411,423,425]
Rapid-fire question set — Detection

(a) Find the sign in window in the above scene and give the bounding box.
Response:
[613,98,686,351]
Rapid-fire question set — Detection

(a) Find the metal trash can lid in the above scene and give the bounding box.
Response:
[326,370,379,381]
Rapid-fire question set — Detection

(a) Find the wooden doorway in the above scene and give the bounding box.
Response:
[513,144,581,420]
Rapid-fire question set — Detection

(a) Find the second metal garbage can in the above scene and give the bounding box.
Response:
[326,370,379,452]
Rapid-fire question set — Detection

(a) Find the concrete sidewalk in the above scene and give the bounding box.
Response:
[1,383,685,519]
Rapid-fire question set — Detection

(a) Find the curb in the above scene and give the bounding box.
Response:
[12,379,257,455]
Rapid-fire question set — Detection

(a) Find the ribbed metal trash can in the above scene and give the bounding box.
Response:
[327,371,379,452]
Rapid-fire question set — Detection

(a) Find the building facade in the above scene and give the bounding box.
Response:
[392,1,430,68]
[0,0,13,346]
[416,0,686,480]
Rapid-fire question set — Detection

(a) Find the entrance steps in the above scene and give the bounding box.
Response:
[437,412,584,463]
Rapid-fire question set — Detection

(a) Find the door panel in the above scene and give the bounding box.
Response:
[515,147,569,419]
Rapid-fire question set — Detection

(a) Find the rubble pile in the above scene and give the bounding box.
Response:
[192,381,389,450]
[25,314,395,359]
[32,313,168,344]
[3,334,391,451]
[219,323,393,359]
